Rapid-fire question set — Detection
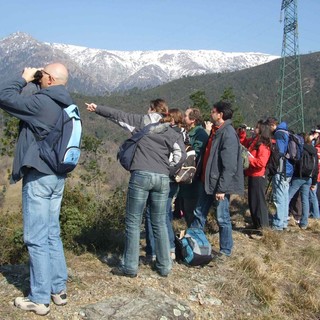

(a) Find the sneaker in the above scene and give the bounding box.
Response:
[51,291,67,306]
[111,267,137,278]
[14,297,50,316]
[300,225,308,230]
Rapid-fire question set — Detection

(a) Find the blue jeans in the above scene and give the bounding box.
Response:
[272,174,291,230]
[145,182,179,256]
[309,184,320,219]
[122,171,171,276]
[289,177,312,227]
[22,169,67,304]
[190,183,233,256]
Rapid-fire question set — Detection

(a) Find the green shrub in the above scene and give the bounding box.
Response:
[60,184,127,254]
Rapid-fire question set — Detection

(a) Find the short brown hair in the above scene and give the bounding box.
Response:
[186,107,203,126]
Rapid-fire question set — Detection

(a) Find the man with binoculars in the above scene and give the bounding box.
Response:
[0,63,72,316]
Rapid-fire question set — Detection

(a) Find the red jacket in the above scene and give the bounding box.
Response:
[315,143,320,182]
[239,132,271,177]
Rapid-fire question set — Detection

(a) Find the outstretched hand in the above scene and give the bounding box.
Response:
[85,103,97,112]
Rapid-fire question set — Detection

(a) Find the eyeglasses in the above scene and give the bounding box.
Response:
[42,70,50,76]
[41,70,54,78]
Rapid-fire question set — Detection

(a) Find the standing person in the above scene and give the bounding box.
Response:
[190,101,244,257]
[239,120,272,229]
[288,133,319,229]
[144,108,186,262]
[266,117,293,231]
[0,63,72,316]
[176,107,208,227]
[86,101,186,277]
[309,129,320,219]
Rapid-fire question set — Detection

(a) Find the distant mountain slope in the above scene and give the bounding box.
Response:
[0,32,278,95]
[82,51,320,131]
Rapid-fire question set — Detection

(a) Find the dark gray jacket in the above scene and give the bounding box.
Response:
[204,119,244,195]
[96,105,162,133]
[0,77,74,182]
[95,105,186,175]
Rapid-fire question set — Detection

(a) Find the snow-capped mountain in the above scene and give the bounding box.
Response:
[0,32,279,95]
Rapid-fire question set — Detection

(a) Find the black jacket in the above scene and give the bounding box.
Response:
[204,119,244,195]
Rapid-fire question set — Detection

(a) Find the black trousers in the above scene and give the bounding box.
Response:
[248,176,269,229]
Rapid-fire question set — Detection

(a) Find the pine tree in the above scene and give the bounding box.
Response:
[220,87,244,129]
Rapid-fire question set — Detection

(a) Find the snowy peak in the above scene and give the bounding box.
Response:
[0,32,279,95]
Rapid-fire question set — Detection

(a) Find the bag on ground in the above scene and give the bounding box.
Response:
[36,104,82,174]
[176,228,212,266]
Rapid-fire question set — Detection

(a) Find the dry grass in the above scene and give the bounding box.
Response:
[1,160,320,319]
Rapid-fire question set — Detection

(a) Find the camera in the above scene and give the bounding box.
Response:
[31,70,43,85]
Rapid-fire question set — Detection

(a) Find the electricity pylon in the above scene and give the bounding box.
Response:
[277,0,304,133]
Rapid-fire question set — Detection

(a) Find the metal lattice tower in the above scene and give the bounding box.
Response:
[277,0,304,132]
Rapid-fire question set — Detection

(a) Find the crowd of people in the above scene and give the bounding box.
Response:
[0,63,318,316]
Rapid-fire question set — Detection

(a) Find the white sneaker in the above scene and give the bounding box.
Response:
[51,290,68,306]
[14,297,50,316]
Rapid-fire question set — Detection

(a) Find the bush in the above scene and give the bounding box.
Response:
[0,211,28,265]
[60,184,127,254]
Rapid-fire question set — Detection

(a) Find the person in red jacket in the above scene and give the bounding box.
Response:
[238,120,272,229]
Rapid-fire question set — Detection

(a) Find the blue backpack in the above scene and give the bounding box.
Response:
[35,104,82,174]
[176,228,213,266]
[117,123,155,171]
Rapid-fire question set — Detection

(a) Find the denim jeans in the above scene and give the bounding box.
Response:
[190,183,233,256]
[145,182,179,256]
[309,184,320,219]
[272,174,291,230]
[289,177,312,227]
[22,169,67,304]
[122,171,171,276]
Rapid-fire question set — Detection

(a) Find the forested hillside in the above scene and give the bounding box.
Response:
[74,51,319,135]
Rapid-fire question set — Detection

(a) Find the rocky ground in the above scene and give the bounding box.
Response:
[1,212,320,320]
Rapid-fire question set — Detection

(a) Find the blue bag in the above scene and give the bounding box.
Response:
[36,104,82,174]
[176,228,212,266]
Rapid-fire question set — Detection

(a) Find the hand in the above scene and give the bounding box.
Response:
[22,67,41,83]
[215,193,225,201]
[85,103,97,112]
[204,121,213,131]
[310,185,317,191]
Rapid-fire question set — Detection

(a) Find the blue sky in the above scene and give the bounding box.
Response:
[1,0,319,55]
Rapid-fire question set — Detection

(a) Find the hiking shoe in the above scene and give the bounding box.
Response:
[111,267,137,278]
[51,291,67,306]
[14,297,50,316]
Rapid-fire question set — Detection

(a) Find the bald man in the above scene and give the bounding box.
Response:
[0,63,72,316]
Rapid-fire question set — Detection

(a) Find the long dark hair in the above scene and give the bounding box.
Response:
[254,120,272,150]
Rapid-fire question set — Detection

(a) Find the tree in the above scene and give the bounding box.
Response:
[189,90,211,121]
[0,111,19,157]
[220,87,244,129]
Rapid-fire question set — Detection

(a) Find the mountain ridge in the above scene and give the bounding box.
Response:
[0,32,279,95]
